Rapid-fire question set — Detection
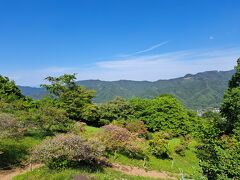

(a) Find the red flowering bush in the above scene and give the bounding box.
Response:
[32,133,106,169]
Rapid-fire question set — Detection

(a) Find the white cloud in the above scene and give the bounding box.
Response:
[117,41,169,58]
[3,47,240,86]
[82,47,239,81]
[209,36,214,40]
[133,41,169,54]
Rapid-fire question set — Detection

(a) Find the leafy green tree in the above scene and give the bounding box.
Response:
[13,96,72,134]
[0,75,25,102]
[220,59,240,134]
[228,58,240,89]
[98,97,134,125]
[131,95,196,135]
[41,74,96,122]
[197,59,240,179]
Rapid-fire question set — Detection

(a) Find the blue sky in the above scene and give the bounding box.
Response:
[0,0,240,86]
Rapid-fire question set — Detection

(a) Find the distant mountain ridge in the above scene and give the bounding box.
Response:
[19,70,235,109]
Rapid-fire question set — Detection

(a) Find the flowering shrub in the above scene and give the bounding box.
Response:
[32,133,106,169]
[71,122,86,135]
[98,125,144,158]
[111,120,148,138]
[0,113,24,138]
[125,120,148,138]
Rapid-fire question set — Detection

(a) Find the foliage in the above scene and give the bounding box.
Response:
[0,136,41,169]
[0,75,25,102]
[228,58,240,89]
[32,133,106,169]
[125,120,148,138]
[98,97,134,124]
[220,87,240,134]
[41,74,96,122]
[111,119,148,138]
[197,135,240,179]
[0,113,25,139]
[131,95,196,135]
[81,103,99,125]
[174,136,190,156]
[202,110,226,132]
[97,125,144,158]
[17,99,72,134]
[70,122,86,135]
[174,144,186,156]
[197,58,240,179]
[149,132,171,159]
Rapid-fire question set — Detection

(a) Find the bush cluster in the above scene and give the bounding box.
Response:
[97,124,144,158]
[70,122,86,135]
[149,132,171,159]
[32,133,106,169]
[0,113,25,138]
[111,120,148,138]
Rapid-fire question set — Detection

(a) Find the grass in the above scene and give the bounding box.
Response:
[109,138,203,179]
[0,132,44,169]
[83,125,102,138]
[13,166,158,180]
[8,126,204,179]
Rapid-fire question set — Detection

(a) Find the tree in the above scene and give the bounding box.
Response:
[41,74,96,122]
[197,58,240,179]
[228,58,240,89]
[17,98,72,134]
[131,95,196,135]
[0,75,24,102]
[220,58,240,134]
[98,97,134,125]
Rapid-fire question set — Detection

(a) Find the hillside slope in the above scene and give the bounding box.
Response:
[19,70,234,109]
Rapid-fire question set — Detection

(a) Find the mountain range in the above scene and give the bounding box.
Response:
[19,70,235,110]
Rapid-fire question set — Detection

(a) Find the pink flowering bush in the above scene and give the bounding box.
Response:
[125,120,148,138]
[98,124,144,158]
[0,113,24,138]
[32,133,106,169]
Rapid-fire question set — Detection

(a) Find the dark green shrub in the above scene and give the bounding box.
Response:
[98,119,110,126]
[131,95,197,136]
[174,135,191,156]
[149,132,171,159]
[174,144,186,156]
[0,139,29,168]
[17,101,72,135]
[98,97,134,123]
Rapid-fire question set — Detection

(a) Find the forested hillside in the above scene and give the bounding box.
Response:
[19,70,234,109]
